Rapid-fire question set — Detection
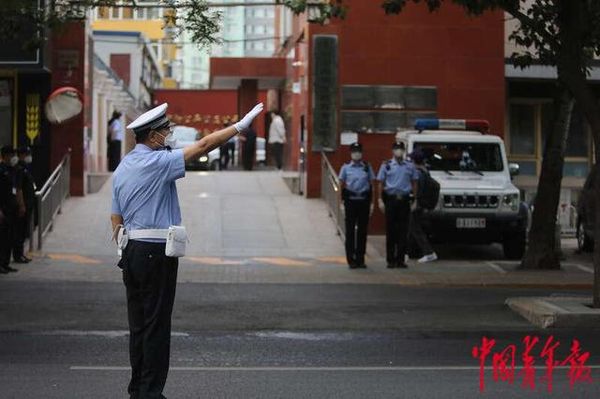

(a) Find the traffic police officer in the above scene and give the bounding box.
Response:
[111,102,263,399]
[376,141,418,268]
[339,142,375,268]
[0,146,22,273]
[13,146,35,263]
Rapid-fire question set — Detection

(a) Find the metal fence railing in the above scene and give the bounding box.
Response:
[321,152,345,239]
[30,150,71,251]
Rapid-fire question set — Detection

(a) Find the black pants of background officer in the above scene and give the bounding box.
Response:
[109,140,122,171]
[119,240,178,399]
[0,212,15,271]
[12,209,32,261]
[344,198,369,267]
[384,195,411,267]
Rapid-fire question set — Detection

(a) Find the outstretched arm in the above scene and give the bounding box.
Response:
[183,103,263,162]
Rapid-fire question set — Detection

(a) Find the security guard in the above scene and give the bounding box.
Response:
[13,146,36,263]
[0,146,22,273]
[111,102,263,399]
[376,141,418,268]
[339,142,375,268]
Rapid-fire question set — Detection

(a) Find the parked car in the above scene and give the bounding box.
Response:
[576,168,596,252]
[172,126,220,170]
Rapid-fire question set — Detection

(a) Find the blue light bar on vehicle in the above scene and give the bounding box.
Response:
[414,119,490,133]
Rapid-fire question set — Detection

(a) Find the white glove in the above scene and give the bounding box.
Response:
[369,203,374,216]
[378,198,385,213]
[234,103,264,132]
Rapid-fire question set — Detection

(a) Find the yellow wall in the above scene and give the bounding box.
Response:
[162,77,178,89]
[92,20,165,40]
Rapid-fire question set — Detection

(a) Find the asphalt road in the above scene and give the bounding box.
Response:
[1,280,600,398]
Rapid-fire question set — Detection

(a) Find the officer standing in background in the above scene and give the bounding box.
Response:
[12,147,36,263]
[0,146,23,273]
[377,141,418,269]
[111,102,263,399]
[339,142,375,269]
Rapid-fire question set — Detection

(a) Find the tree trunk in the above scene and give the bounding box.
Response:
[520,86,573,270]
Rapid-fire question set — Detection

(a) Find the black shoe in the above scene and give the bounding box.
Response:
[349,263,358,269]
[386,263,396,269]
[13,256,31,264]
[357,263,367,269]
[4,265,18,272]
[396,263,408,269]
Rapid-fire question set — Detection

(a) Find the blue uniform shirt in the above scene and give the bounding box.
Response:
[376,158,418,196]
[112,144,185,242]
[339,161,375,199]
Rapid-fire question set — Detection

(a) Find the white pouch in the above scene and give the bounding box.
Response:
[165,225,187,257]
[117,227,128,257]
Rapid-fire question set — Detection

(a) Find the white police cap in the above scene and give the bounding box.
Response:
[126,103,170,135]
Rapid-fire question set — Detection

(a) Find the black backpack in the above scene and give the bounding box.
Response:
[417,168,440,210]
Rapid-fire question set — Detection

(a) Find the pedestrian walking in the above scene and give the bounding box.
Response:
[339,142,375,269]
[408,149,438,263]
[0,146,23,273]
[12,146,36,263]
[108,110,124,171]
[376,141,418,269]
[111,102,263,399]
[268,110,286,170]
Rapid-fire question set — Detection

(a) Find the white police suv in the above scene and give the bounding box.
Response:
[398,119,528,259]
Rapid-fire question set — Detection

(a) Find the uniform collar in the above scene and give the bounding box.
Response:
[135,144,154,152]
[350,160,363,166]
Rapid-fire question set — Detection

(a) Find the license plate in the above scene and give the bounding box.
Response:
[456,218,486,229]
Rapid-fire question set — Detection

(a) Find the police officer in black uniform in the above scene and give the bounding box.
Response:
[338,142,376,268]
[0,146,22,273]
[12,146,35,263]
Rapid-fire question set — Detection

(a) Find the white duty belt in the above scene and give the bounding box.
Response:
[128,229,169,240]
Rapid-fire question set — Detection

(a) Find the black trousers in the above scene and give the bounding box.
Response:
[409,208,433,257]
[0,213,15,268]
[12,209,32,259]
[243,141,255,171]
[120,240,178,399]
[384,198,410,265]
[109,140,122,171]
[344,199,370,265]
[271,142,284,170]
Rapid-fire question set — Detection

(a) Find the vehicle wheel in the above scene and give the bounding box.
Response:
[210,160,220,171]
[577,219,594,252]
[503,230,526,260]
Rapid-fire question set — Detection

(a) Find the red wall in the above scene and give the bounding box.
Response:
[293,1,506,232]
[153,89,268,137]
[110,54,131,86]
[50,21,87,196]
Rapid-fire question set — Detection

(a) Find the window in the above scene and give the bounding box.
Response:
[340,85,437,133]
[122,7,133,19]
[509,104,535,155]
[111,7,119,19]
[98,7,109,18]
[135,8,145,19]
[508,100,591,178]
[413,142,504,172]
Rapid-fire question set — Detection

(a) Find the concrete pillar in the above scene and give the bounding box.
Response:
[237,79,258,167]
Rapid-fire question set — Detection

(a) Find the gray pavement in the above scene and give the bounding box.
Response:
[3,170,600,398]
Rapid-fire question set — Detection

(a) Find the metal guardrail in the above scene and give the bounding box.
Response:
[30,150,71,251]
[321,152,345,238]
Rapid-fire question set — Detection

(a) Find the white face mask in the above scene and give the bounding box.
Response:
[24,155,32,164]
[350,152,362,161]
[393,149,404,159]
[164,132,177,149]
[10,156,18,167]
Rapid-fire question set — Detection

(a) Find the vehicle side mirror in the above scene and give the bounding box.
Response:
[509,163,520,177]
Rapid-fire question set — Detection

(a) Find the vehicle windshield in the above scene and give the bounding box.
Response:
[413,141,504,172]
[172,126,198,142]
